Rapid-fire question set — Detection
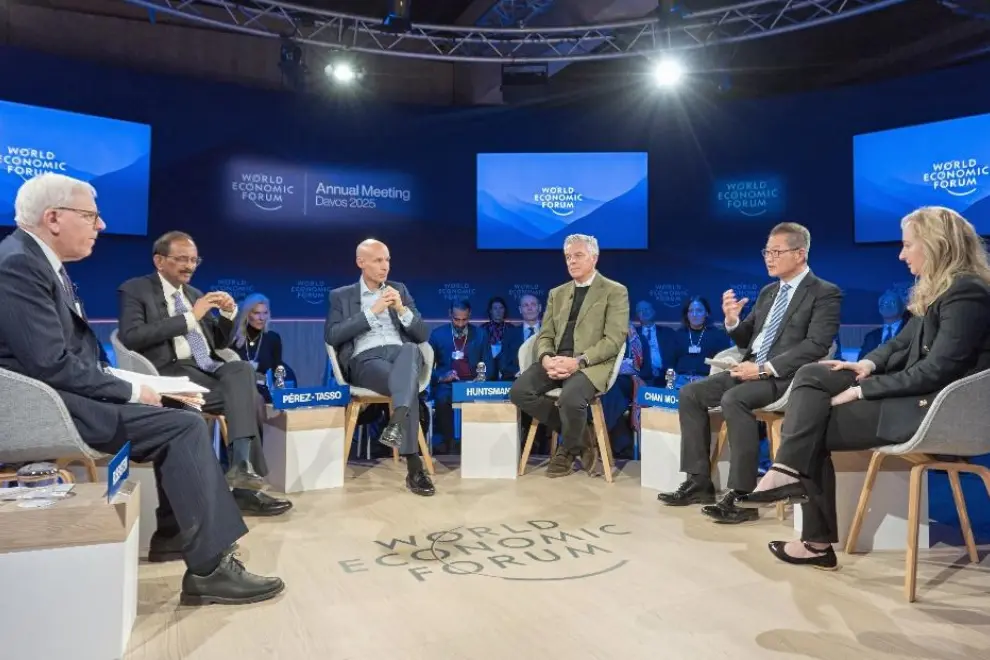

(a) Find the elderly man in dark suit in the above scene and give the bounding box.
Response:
[117,231,292,517]
[0,173,283,605]
[325,238,434,496]
[658,222,842,524]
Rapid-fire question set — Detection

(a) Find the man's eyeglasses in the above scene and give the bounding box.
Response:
[164,255,203,266]
[53,206,102,227]
[761,247,800,260]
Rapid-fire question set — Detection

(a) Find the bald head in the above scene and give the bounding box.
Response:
[356,238,391,288]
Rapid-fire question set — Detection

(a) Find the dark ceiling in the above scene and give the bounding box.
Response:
[302,0,477,25]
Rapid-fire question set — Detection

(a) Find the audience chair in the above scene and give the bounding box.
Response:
[110,330,230,449]
[0,367,99,484]
[844,367,990,603]
[516,335,626,483]
[325,342,435,475]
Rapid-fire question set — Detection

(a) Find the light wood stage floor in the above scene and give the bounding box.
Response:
[127,459,990,659]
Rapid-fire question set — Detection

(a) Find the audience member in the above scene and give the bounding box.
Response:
[667,295,731,382]
[634,300,675,385]
[481,296,511,379]
[857,289,912,360]
[233,293,290,402]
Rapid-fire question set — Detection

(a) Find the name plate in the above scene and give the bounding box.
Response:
[107,441,131,502]
[272,386,351,410]
[638,386,679,410]
[452,381,514,402]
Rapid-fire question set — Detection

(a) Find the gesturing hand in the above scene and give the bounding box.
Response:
[820,359,875,382]
[191,295,220,320]
[722,289,750,327]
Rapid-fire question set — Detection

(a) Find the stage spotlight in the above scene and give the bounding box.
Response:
[652,58,683,86]
[382,0,412,33]
[326,62,356,83]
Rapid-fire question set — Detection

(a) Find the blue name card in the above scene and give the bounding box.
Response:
[452,381,514,403]
[272,386,351,410]
[107,441,131,502]
[637,386,679,410]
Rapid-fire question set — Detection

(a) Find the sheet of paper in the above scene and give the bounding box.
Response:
[107,367,210,394]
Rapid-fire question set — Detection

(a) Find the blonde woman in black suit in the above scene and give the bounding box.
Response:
[737,207,990,569]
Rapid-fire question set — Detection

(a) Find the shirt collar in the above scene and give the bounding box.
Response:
[22,229,62,275]
[575,271,597,288]
[360,277,382,296]
[158,272,181,299]
[781,267,810,290]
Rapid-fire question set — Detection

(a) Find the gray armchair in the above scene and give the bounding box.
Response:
[0,367,100,482]
[844,367,990,602]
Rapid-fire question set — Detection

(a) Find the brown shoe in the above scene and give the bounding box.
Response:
[546,449,576,478]
[580,429,599,476]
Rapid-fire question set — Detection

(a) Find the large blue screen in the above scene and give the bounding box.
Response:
[476,152,649,250]
[853,112,990,243]
[0,99,151,236]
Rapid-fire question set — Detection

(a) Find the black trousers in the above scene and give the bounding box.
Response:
[772,364,891,543]
[510,364,598,455]
[349,343,424,454]
[96,404,248,569]
[679,370,787,491]
[161,359,268,476]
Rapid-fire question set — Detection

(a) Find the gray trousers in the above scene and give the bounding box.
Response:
[349,343,424,454]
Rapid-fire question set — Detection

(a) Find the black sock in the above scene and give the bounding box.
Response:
[404,453,422,475]
[689,473,713,486]
[190,553,224,576]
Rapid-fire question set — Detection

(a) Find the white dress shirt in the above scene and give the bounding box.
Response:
[23,230,141,402]
[726,267,811,375]
[158,273,236,361]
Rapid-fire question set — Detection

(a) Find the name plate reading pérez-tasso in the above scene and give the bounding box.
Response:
[272,385,351,410]
[452,381,514,403]
[637,386,679,410]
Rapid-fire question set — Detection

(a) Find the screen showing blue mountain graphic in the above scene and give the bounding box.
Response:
[477,152,649,250]
[0,99,151,236]
[854,112,990,243]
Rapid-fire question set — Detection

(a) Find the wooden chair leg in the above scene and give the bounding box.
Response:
[767,416,786,520]
[343,401,361,462]
[710,423,727,480]
[518,421,539,476]
[844,451,886,554]
[905,463,926,602]
[58,468,75,484]
[591,402,614,484]
[946,468,979,564]
[218,416,230,447]
[418,426,435,475]
[549,432,558,456]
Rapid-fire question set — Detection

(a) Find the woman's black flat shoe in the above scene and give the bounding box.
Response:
[768,541,839,571]
[735,465,810,508]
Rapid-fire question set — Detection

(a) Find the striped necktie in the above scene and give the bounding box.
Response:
[172,291,222,372]
[756,283,792,365]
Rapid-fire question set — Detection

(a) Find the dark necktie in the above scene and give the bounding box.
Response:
[526,326,535,338]
[882,324,893,343]
[58,266,76,305]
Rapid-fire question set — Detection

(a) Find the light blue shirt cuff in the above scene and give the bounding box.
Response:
[398,308,414,327]
[364,309,379,327]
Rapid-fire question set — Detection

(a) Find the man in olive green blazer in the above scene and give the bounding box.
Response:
[509,234,630,477]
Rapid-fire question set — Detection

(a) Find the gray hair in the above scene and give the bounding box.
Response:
[14,173,96,229]
[769,222,811,255]
[563,233,600,257]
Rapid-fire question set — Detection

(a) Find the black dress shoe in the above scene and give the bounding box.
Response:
[657,479,716,506]
[768,540,838,571]
[406,470,436,496]
[735,466,810,508]
[232,488,294,516]
[378,422,403,449]
[180,553,285,606]
[701,491,759,524]
[225,461,265,490]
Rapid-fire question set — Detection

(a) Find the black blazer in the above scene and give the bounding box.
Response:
[324,280,430,378]
[0,229,132,449]
[117,273,234,371]
[730,271,842,379]
[857,311,912,361]
[861,275,990,442]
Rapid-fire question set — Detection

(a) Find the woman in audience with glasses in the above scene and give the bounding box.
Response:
[233,293,287,402]
[736,207,990,569]
[668,296,730,386]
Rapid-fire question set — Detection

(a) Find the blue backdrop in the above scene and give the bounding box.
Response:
[0,45,988,324]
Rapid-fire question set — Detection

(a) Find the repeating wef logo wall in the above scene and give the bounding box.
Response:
[532,186,585,217]
[439,282,475,302]
[508,283,544,302]
[292,279,331,305]
[716,179,782,217]
[728,282,762,309]
[336,519,631,583]
[651,283,688,309]
[207,278,254,302]
[923,158,990,197]
[231,172,296,211]
[1,145,68,181]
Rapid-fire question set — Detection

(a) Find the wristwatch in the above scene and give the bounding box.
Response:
[578,355,589,369]
[758,364,769,380]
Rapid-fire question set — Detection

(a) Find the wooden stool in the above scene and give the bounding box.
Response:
[711,410,786,520]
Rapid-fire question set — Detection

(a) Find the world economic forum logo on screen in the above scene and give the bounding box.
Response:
[922,158,990,197]
[713,176,785,218]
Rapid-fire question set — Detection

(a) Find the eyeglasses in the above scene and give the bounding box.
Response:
[761,247,800,259]
[53,206,102,228]
[164,255,203,266]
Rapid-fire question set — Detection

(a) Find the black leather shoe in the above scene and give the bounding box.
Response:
[406,470,436,496]
[378,422,403,449]
[180,553,285,606]
[701,491,759,524]
[768,540,838,571]
[232,488,293,516]
[657,479,716,506]
[225,461,265,490]
[546,449,577,478]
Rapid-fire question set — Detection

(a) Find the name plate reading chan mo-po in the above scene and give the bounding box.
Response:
[452,381,514,403]
[272,386,351,410]
[637,386,679,410]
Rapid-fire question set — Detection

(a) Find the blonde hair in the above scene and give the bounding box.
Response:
[901,206,990,315]
[234,293,271,348]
